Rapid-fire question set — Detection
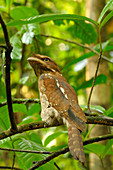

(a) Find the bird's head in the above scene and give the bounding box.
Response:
[27,54,61,77]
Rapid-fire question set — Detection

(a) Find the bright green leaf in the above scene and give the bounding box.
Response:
[105,106,113,117]
[98,0,113,24]
[28,103,41,115]
[44,131,68,147]
[0,106,10,130]
[7,14,98,27]
[13,104,27,114]
[81,105,106,113]
[68,20,97,44]
[11,6,39,20]
[14,138,54,169]
[101,139,113,158]
[100,10,113,29]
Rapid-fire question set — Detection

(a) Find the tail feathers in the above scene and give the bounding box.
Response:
[68,123,86,166]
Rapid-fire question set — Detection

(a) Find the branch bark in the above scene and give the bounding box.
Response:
[0,15,17,131]
[0,116,113,140]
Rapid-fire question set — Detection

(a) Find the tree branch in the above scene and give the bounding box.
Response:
[0,98,40,107]
[0,116,113,140]
[29,133,113,169]
[0,166,22,170]
[40,34,113,64]
[0,15,17,131]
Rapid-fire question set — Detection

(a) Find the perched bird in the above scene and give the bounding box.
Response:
[27,54,87,166]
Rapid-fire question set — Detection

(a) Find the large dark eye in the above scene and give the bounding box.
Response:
[44,58,50,61]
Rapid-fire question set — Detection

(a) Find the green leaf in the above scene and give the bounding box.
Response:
[84,144,105,156]
[28,103,41,115]
[100,10,113,29]
[7,14,98,27]
[105,106,113,117]
[98,0,113,24]
[44,131,67,147]
[13,104,27,114]
[77,74,107,90]
[11,6,39,20]
[28,132,42,146]
[19,116,34,125]
[14,138,54,169]
[10,34,22,61]
[101,139,113,158]
[0,106,10,130]
[81,105,105,113]
[68,20,97,44]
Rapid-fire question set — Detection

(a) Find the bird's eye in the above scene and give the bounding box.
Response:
[44,58,50,62]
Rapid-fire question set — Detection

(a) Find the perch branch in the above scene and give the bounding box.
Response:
[0,116,113,140]
[0,15,17,131]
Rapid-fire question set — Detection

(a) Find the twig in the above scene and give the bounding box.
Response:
[0,98,40,107]
[0,15,17,131]
[0,166,22,170]
[0,45,7,50]
[29,133,113,169]
[0,116,113,140]
[54,162,60,170]
[0,147,52,154]
[40,34,113,64]
[87,27,103,111]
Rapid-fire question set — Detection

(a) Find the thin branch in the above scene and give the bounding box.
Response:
[0,116,113,140]
[0,99,40,107]
[0,15,17,131]
[40,34,113,64]
[87,27,103,111]
[0,147,52,154]
[0,166,22,170]
[29,133,113,170]
[0,45,7,50]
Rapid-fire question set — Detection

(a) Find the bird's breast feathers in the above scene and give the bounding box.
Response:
[38,73,86,131]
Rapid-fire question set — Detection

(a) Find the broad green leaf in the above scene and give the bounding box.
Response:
[11,6,39,20]
[0,105,10,130]
[14,138,54,169]
[81,105,105,113]
[28,132,42,146]
[7,14,98,27]
[76,74,107,90]
[28,103,41,115]
[13,104,27,114]
[10,34,22,61]
[100,10,113,29]
[68,20,97,44]
[98,0,113,24]
[84,144,105,156]
[44,131,68,147]
[105,106,113,117]
[101,139,113,158]
[19,116,35,125]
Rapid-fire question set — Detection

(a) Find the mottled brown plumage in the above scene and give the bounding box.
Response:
[27,54,87,166]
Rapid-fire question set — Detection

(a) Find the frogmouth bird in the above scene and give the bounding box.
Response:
[27,54,87,166]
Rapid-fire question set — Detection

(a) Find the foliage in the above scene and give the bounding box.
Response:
[0,0,113,169]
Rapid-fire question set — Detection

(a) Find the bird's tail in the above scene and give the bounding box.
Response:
[68,122,86,166]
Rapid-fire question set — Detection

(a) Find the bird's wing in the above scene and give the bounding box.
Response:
[39,74,86,132]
